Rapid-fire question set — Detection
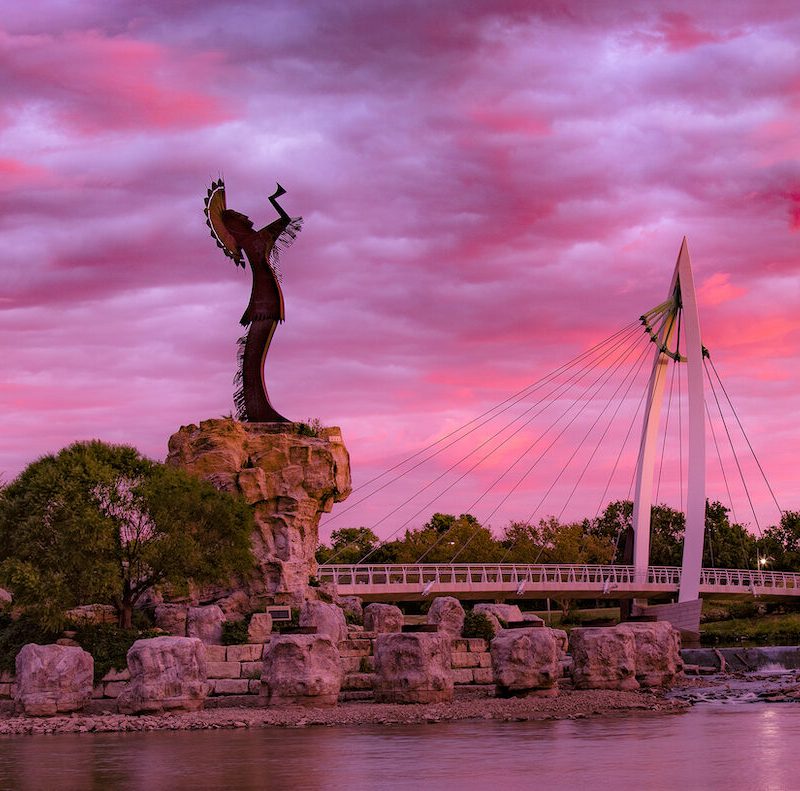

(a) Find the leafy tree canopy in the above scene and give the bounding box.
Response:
[0,440,255,629]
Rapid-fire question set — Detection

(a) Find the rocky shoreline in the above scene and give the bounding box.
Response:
[0,689,686,736]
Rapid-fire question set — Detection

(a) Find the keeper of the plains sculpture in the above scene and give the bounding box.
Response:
[203,180,302,422]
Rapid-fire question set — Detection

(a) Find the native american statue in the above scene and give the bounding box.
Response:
[203,180,302,422]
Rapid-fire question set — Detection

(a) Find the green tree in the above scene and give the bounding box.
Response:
[758,511,800,571]
[703,501,756,569]
[316,527,380,564]
[0,441,254,629]
[393,513,503,563]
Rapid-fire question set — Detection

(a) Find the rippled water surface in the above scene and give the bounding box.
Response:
[2,705,799,791]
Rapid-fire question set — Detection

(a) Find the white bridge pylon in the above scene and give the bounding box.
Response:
[632,238,705,603]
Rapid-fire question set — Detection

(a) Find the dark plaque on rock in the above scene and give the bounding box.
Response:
[204,180,302,422]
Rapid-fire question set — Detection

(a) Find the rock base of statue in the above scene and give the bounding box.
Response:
[166,418,351,608]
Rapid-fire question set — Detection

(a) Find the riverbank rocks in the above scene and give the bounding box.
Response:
[491,628,559,697]
[299,601,347,642]
[167,419,351,604]
[118,637,209,714]
[261,634,343,706]
[364,603,404,633]
[155,604,189,636]
[14,644,93,716]
[374,632,454,704]
[472,603,533,635]
[247,613,273,643]
[619,622,683,687]
[427,597,465,637]
[186,606,225,645]
[569,627,639,691]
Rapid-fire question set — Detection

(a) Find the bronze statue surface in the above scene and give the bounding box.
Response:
[204,180,302,421]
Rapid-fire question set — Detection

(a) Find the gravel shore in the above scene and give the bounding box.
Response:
[0,689,687,736]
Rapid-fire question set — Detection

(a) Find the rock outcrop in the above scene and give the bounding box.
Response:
[261,634,343,706]
[490,628,559,697]
[167,419,351,604]
[373,632,454,704]
[473,603,527,636]
[427,597,465,637]
[569,627,639,691]
[186,605,225,645]
[14,644,93,716]
[299,601,347,643]
[118,636,210,714]
[363,603,404,633]
[619,621,683,687]
[64,604,117,625]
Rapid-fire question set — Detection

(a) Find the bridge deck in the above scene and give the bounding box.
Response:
[317,564,800,603]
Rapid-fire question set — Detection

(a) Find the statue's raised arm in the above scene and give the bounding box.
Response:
[203,179,302,422]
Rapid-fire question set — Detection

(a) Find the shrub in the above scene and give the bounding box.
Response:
[73,623,160,681]
[462,611,495,641]
[0,615,59,675]
[222,618,251,646]
[345,609,363,627]
[296,418,323,437]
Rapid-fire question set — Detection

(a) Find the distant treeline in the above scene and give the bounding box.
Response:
[317,500,800,571]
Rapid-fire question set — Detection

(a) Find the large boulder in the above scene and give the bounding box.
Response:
[65,604,117,626]
[299,601,347,643]
[569,627,639,691]
[186,605,225,645]
[473,603,527,635]
[261,634,343,706]
[247,612,274,643]
[491,628,559,696]
[154,604,188,636]
[14,644,93,716]
[619,622,683,687]
[427,597,465,637]
[550,628,569,658]
[364,603,404,633]
[374,632,454,704]
[167,419,351,603]
[118,636,209,714]
[338,596,363,625]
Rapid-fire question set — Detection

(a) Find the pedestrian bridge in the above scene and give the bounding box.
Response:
[317,564,800,603]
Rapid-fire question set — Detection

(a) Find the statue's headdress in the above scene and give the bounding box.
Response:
[203,179,244,267]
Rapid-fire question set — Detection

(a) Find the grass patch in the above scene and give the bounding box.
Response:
[700,612,800,646]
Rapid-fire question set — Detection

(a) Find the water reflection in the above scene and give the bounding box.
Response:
[2,706,800,791]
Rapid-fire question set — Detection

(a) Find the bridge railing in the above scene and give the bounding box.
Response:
[317,563,800,592]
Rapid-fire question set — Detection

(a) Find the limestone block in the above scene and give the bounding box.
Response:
[0,682,14,698]
[473,667,494,684]
[206,661,241,679]
[241,661,263,678]
[248,679,261,694]
[166,419,352,603]
[342,672,375,691]
[451,652,480,669]
[247,613,273,643]
[491,628,559,696]
[299,601,347,643]
[204,645,227,663]
[427,597,465,637]
[212,678,250,695]
[103,681,128,699]
[227,644,263,662]
[154,604,189,636]
[467,638,489,653]
[618,622,683,687]
[261,634,343,707]
[186,606,225,645]
[373,633,454,704]
[338,638,372,657]
[363,603,404,634]
[118,637,210,714]
[452,668,474,684]
[569,627,639,691]
[14,644,93,716]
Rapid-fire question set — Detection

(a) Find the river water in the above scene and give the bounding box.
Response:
[2,703,799,791]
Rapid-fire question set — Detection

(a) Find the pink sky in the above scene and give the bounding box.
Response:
[1,1,798,545]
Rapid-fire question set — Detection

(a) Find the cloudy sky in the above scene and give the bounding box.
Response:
[2,1,798,543]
